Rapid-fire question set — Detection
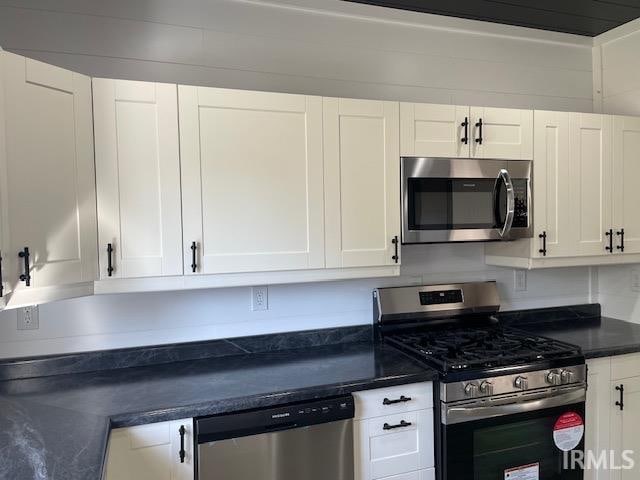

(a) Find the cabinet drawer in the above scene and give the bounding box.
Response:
[355,409,435,480]
[353,382,433,419]
[379,469,435,480]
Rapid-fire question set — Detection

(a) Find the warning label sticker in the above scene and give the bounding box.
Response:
[504,463,539,480]
[553,411,584,451]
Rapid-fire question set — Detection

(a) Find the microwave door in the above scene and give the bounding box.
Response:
[493,169,515,239]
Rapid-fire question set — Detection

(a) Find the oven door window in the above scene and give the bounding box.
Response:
[443,403,585,479]
[407,178,508,231]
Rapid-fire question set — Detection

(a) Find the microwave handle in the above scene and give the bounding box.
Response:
[495,169,515,239]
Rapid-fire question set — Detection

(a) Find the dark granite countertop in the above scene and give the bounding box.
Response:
[0,332,436,480]
[518,316,640,359]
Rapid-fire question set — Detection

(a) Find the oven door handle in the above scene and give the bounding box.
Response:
[443,386,586,425]
[494,168,515,239]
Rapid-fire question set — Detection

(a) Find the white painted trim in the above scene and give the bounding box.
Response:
[95,266,400,295]
[592,45,603,113]
[486,254,640,270]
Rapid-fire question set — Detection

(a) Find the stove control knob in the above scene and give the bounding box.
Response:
[464,383,479,397]
[547,371,562,386]
[479,381,494,396]
[560,370,574,384]
[514,376,528,390]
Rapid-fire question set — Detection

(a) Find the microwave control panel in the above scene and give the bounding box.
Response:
[512,179,529,228]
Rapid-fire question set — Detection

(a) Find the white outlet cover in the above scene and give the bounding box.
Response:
[17,305,39,330]
[251,286,268,311]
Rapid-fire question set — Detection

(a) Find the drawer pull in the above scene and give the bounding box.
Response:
[383,420,412,430]
[383,395,412,406]
[179,425,186,463]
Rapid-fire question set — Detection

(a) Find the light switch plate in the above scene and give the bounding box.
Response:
[17,305,39,330]
[251,286,268,311]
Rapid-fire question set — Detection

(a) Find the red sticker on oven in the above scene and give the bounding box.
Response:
[553,411,584,451]
[505,462,539,480]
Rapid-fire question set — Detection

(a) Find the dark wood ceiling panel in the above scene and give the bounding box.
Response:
[344,0,640,36]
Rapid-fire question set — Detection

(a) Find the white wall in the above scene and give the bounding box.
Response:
[0,0,596,358]
[593,19,640,322]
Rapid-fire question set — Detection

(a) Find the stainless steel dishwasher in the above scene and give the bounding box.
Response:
[195,395,355,480]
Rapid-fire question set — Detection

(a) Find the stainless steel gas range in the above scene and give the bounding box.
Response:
[375,281,586,480]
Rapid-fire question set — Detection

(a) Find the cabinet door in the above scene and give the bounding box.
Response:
[0,51,11,307]
[612,116,640,254]
[1,51,97,289]
[610,376,640,479]
[104,419,193,480]
[470,107,533,159]
[179,87,324,274]
[585,358,611,480]
[400,103,469,158]
[568,113,613,257]
[93,79,182,280]
[324,98,400,268]
[533,111,572,258]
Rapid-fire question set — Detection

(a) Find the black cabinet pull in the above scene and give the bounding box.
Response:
[475,118,483,145]
[383,420,412,430]
[605,229,614,253]
[617,228,625,252]
[383,395,412,406]
[539,231,547,256]
[107,243,114,277]
[18,247,31,287]
[179,425,186,463]
[190,241,198,273]
[616,384,624,411]
[0,251,3,297]
[391,236,399,263]
[460,117,469,145]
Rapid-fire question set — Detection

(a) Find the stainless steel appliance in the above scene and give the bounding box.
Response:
[375,281,586,480]
[195,396,354,480]
[401,157,532,243]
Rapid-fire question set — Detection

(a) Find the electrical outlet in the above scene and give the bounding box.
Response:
[17,305,39,330]
[514,270,527,292]
[631,267,640,293]
[252,286,268,311]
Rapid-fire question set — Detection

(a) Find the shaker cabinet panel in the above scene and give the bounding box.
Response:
[612,116,640,255]
[93,79,183,280]
[400,103,470,158]
[0,51,10,308]
[324,98,400,268]
[179,86,325,274]
[470,107,533,160]
[0,51,97,292]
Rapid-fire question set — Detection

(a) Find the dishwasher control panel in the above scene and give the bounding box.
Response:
[196,395,355,444]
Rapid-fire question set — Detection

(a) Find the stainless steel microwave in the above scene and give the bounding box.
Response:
[401,157,532,244]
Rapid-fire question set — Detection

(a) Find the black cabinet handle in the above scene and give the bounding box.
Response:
[0,251,3,297]
[179,425,186,463]
[475,118,483,145]
[460,117,469,145]
[616,384,624,411]
[391,236,399,263]
[605,229,614,253]
[383,420,412,430]
[539,231,547,256]
[18,247,31,287]
[383,395,412,406]
[190,241,198,273]
[107,243,114,277]
[617,228,625,252]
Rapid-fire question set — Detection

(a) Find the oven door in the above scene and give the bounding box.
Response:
[401,157,532,243]
[441,386,585,480]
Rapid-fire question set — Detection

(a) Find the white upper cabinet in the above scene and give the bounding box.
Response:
[324,98,400,268]
[400,103,469,158]
[532,111,571,258]
[568,113,612,257]
[0,52,9,308]
[612,116,640,255]
[0,51,97,298]
[179,87,325,275]
[470,107,533,160]
[93,79,183,280]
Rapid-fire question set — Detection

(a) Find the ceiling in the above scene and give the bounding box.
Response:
[344,0,640,36]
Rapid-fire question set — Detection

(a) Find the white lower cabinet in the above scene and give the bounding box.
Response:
[104,419,193,480]
[353,382,435,480]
